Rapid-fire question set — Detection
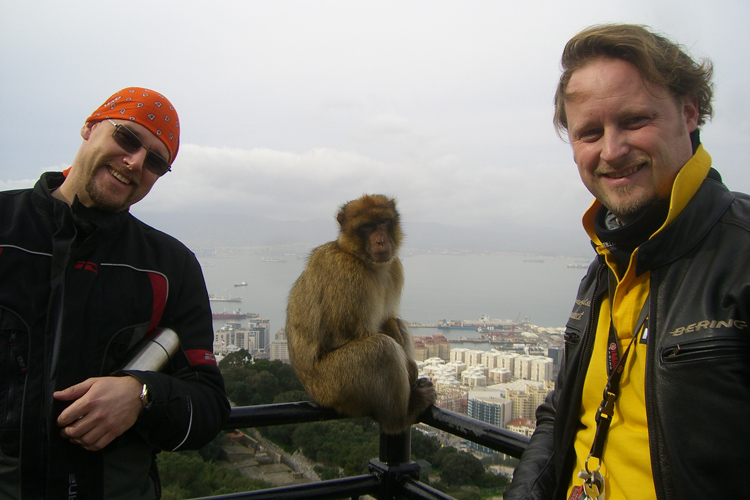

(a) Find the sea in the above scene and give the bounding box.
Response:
[200,250,590,347]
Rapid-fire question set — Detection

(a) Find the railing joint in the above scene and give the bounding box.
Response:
[368,458,420,500]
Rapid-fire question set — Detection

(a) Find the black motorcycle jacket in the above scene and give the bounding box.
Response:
[505,163,750,499]
[0,172,230,499]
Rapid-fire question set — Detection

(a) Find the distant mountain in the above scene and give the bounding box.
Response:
[136,211,591,258]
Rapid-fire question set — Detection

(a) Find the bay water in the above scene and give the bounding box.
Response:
[201,250,589,340]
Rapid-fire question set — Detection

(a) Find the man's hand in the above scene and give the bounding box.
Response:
[54,376,144,451]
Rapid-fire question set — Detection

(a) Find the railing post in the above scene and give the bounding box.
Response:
[379,429,411,465]
[369,429,420,499]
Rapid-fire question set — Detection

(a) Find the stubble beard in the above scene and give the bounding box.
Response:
[83,162,131,212]
[594,154,657,224]
[602,184,657,224]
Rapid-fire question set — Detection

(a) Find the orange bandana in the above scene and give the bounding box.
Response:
[86,87,180,162]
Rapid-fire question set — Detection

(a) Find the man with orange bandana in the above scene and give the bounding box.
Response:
[505,25,749,500]
[0,88,229,499]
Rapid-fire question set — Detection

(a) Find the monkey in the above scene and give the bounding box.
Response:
[286,194,436,434]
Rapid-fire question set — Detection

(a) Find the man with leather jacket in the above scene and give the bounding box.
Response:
[0,88,230,499]
[504,24,749,499]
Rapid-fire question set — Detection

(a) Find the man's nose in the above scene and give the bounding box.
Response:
[124,148,148,171]
[600,129,629,163]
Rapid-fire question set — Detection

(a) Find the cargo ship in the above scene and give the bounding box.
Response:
[209,295,241,302]
[437,314,514,331]
[212,312,247,319]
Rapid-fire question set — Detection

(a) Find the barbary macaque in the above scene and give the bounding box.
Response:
[286,194,436,434]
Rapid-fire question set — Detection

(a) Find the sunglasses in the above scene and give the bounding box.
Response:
[106,119,171,176]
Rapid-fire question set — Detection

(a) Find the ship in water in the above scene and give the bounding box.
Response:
[211,309,259,320]
[209,295,241,302]
[567,263,588,269]
[234,281,248,287]
[212,312,247,319]
[437,314,515,331]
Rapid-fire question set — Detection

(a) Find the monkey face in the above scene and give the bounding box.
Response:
[336,194,402,264]
[361,221,394,263]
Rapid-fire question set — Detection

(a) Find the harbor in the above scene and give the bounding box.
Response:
[201,251,585,340]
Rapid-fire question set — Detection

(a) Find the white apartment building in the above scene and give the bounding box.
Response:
[467,389,513,427]
[269,329,289,363]
[513,355,554,382]
[461,366,488,387]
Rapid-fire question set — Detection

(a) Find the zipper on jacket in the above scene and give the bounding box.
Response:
[662,338,749,362]
[4,331,27,428]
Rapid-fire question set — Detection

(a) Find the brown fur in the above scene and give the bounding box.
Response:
[286,194,435,434]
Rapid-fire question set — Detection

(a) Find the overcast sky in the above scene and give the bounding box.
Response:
[1,1,748,249]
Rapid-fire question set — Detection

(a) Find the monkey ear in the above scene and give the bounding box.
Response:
[336,210,346,228]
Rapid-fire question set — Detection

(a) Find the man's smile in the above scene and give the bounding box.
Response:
[108,167,133,186]
[599,162,646,180]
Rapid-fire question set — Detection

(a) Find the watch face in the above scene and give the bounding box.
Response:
[140,384,151,407]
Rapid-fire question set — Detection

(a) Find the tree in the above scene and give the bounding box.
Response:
[262,390,313,448]
[450,488,481,500]
[431,444,459,469]
[219,349,252,368]
[199,432,229,462]
[221,358,305,407]
[158,450,270,499]
[411,429,440,462]
[475,471,510,488]
[439,452,484,486]
[290,420,380,476]
[229,381,253,406]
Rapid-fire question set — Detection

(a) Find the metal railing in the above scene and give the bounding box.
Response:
[192,402,528,500]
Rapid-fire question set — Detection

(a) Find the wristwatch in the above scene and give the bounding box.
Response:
[139,383,151,409]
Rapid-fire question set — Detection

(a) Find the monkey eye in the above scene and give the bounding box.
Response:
[359,223,376,232]
[358,220,391,235]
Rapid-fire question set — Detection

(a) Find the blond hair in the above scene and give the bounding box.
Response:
[554,24,713,136]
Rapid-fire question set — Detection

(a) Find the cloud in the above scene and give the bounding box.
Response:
[135,140,590,237]
[3,0,749,252]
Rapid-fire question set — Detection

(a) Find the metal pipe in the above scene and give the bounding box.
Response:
[419,405,530,457]
[120,327,180,372]
[190,474,380,500]
[226,401,344,428]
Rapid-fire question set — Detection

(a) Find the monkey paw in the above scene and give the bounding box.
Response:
[413,377,433,389]
[410,378,437,413]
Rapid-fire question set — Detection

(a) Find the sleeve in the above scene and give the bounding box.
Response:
[123,250,230,451]
[502,388,559,499]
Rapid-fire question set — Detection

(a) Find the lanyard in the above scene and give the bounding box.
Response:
[588,287,650,463]
[575,274,650,499]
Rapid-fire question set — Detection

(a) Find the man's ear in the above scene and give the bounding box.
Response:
[80,121,95,140]
[682,95,700,133]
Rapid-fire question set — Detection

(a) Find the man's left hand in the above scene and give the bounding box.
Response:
[54,376,144,451]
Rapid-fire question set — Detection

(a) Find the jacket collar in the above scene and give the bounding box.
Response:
[582,147,733,276]
[32,171,130,230]
[31,171,65,216]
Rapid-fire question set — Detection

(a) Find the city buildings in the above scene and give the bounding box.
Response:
[213,325,558,449]
[418,335,557,449]
[214,318,269,356]
[412,333,450,362]
[269,329,290,363]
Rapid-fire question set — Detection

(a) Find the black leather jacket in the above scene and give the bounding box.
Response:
[0,172,230,499]
[505,169,750,500]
